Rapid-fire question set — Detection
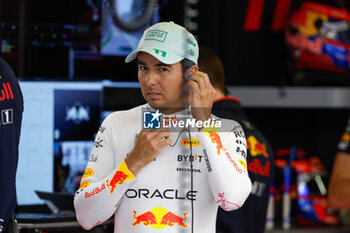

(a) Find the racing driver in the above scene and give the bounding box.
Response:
[74,21,252,233]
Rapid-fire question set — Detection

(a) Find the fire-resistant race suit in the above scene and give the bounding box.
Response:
[74,104,252,233]
[0,57,23,233]
[212,97,274,233]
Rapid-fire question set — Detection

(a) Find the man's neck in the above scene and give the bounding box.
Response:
[159,106,188,115]
[214,88,225,101]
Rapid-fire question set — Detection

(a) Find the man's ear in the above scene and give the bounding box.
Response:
[185,65,199,77]
[189,65,199,73]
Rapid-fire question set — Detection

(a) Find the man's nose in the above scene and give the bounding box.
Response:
[145,70,157,85]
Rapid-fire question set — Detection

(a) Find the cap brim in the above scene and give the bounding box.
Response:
[125,47,183,65]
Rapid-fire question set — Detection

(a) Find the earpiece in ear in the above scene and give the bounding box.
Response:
[185,72,193,80]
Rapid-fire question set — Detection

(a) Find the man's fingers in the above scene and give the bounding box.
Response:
[158,137,172,149]
[187,72,215,99]
[189,75,206,90]
[187,79,200,94]
[187,78,214,103]
[138,129,170,149]
[139,128,168,139]
[140,127,168,133]
[153,131,170,142]
[189,71,211,88]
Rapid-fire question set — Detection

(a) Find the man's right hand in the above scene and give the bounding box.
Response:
[125,128,172,176]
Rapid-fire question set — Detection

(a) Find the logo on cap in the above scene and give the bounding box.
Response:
[187,39,197,47]
[190,49,194,56]
[145,30,168,42]
[153,49,167,57]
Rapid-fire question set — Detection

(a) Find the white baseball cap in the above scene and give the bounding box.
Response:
[125,21,199,65]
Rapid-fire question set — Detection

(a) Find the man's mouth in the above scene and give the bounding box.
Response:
[147,92,161,97]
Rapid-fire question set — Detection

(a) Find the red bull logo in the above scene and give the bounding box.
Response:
[181,138,201,146]
[0,82,14,101]
[106,161,134,194]
[132,211,157,226]
[82,168,94,178]
[132,207,187,229]
[286,32,323,54]
[287,5,326,46]
[85,183,105,199]
[208,131,226,155]
[247,135,268,158]
[106,171,128,193]
[248,159,271,177]
[295,10,328,37]
[79,180,91,189]
[203,127,226,155]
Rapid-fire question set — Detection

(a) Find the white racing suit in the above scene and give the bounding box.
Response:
[74,104,251,233]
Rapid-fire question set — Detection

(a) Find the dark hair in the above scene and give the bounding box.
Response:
[198,47,227,95]
[181,58,196,78]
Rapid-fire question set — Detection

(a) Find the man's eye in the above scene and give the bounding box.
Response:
[159,67,168,72]
[139,65,147,71]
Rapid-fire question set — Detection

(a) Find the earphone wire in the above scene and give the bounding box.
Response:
[167,88,194,233]
[168,128,190,147]
[186,90,194,233]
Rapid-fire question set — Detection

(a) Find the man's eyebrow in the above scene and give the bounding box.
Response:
[137,60,146,65]
[137,59,171,67]
[155,63,171,67]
